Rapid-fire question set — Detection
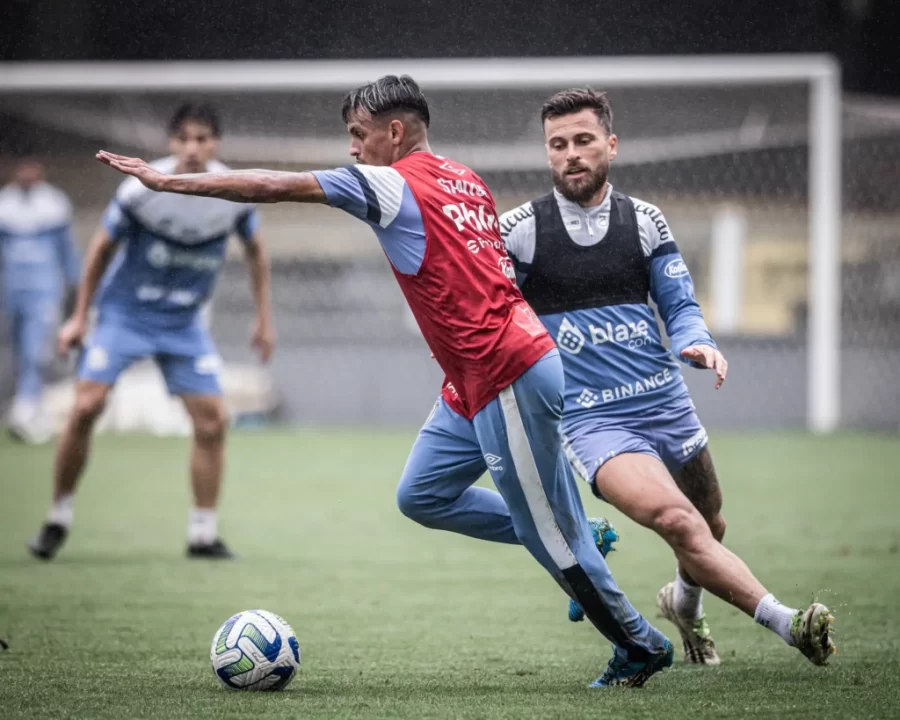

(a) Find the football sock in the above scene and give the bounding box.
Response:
[754,593,797,645]
[188,508,218,545]
[47,494,74,528]
[672,569,704,619]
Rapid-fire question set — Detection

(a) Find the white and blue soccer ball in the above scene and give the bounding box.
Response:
[210,609,301,690]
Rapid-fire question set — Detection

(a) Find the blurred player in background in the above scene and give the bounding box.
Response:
[501,88,835,666]
[96,75,677,689]
[28,104,276,561]
[0,159,80,443]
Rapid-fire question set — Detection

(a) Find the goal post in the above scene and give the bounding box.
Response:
[0,55,843,431]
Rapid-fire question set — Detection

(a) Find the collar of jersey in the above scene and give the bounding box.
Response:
[553,183,614,217]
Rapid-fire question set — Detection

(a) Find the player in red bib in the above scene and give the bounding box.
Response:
[97,75,673,687]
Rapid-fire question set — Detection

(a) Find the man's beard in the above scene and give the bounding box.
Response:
[552,162,608,204]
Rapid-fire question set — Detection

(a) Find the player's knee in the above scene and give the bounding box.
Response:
[653,505,706,550]
[71,389,106,430]
[513,524,540,552]
[193,404,228,446]
[396,480,435,524]
[396,482,419,520]
[708,512,727,542]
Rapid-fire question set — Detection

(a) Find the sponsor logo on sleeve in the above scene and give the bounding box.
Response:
[664,258,689,278]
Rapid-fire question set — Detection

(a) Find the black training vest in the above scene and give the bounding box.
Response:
[521,191,649,315]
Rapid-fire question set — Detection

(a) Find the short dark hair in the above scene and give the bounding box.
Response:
[341,75,430,128]
[168,103,221,137]
[540,88,613,134]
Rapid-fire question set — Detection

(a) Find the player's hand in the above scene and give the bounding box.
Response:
[681,344,728,389]
[57,315,87,356]
[251,319,276,364]
[96,151,167,191]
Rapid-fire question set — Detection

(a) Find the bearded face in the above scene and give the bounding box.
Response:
[544,108,617,205]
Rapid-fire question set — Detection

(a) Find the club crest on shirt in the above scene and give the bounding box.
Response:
[498,256,517,284]
[512,303,544,337]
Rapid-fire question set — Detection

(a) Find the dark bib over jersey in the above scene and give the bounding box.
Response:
[517,191,688,423]
[523,191,649,315]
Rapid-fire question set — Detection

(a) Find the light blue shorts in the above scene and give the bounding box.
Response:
[78,311,221,396]
[563,397,708,484]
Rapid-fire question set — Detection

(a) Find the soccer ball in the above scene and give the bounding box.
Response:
[210,609,301,690]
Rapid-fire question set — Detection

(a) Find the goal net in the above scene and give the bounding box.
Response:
[2,57,898,430]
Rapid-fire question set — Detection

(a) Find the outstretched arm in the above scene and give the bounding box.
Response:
[96,152,327,204]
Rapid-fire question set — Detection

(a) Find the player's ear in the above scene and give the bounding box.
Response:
[389,119,405,146]
[608,134,618,162]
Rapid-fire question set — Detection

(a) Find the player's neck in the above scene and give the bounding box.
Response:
[396,139,432,163]
[577,181,610,209]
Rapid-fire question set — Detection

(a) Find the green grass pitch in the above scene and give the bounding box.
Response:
[1,430,899,718]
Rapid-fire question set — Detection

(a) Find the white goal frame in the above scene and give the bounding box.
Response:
[0,55,842,432]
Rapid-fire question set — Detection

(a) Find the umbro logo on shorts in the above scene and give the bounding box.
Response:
[483,453,504,471]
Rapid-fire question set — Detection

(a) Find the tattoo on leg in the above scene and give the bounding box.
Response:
[674,448,723,522]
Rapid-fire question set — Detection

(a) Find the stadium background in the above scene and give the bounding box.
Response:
[1,0,899,430]
[3,4,900,718]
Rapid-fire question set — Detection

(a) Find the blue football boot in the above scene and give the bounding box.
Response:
[568,517,619,623]
[590,640,675,688]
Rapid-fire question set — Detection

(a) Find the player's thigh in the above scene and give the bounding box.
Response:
[479,348,567,462]
[653,406,722,519]
[156,328,223,398]
[595,451,697,531]
[473,351,570,496]
[398,397,486,502]
[77,317,150,387]
[670,448,723,522]
[472,353,589,568]
[654,404,710,475]
[563,424,654,497]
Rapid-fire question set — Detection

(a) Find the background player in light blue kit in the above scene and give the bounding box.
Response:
[28,104,276,561]
[0,159,80,443]
[502,88,835,667]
